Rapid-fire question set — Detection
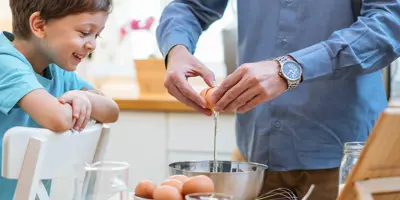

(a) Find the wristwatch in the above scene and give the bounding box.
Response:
[274,56,302,90]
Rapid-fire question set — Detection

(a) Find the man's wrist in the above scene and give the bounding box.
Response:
[165,45,189,69]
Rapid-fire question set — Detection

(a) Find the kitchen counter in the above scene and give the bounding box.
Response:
[96,76,221,112]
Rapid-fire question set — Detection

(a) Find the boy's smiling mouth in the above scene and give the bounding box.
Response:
[73,53,84,59]
[72,52,85,64]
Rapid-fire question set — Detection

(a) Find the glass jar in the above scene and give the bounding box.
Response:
[73,161,130,200]
[338,142,365,193]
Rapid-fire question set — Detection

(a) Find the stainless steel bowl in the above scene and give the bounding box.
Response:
[169,160,268,200]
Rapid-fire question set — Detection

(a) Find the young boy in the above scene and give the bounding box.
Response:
[0,0,118,198]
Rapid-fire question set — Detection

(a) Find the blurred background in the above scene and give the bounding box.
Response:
[0,0,399,199]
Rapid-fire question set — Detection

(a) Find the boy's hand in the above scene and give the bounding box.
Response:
[59,90,92,131]
[81,86,105,96]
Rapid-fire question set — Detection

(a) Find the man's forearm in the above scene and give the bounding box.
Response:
[156,0,229,58]
[289,0,400,82]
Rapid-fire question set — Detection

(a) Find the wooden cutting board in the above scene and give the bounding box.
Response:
[337,107,400,199]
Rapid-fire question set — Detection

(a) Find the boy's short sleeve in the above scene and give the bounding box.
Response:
[63,71,94,91]
[0,54,43,115]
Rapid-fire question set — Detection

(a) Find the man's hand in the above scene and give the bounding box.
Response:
[164,45,216,116]
[211,60,288,113]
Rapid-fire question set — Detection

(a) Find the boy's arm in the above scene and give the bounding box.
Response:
[65,72,118,123]
[18,89,75,132]
[84,91,119,123]
[0,55,75,133]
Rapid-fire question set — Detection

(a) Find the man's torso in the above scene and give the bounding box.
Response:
[235,0,387,171]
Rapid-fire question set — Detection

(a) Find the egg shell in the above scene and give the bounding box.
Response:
[167,175,189,183]
[153,185,183,200]
[200,87,216,109]
[134,180,157,199]
[181,175,215,195]
[161,179,183,193]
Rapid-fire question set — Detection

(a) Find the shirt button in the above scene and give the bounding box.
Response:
[281,39,288,45]
[275,121,281,128]
[286,0,292,3]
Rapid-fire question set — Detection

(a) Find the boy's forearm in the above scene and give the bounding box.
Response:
[85,92,119,123]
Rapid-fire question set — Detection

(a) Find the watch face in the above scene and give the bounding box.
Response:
[282,61,301,81]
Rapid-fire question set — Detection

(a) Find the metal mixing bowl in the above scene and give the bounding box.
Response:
[169,160,268,200]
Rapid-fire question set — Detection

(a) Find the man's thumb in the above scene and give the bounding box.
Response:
[198,65,217,88]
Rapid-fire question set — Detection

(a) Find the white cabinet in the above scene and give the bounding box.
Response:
[105,111,169,187]
[105,111,236,187]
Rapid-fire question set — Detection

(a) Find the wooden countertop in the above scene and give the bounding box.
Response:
[114,94,194,112]
[95,76,212,112]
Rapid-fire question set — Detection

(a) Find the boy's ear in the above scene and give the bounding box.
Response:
[29,12,46,39]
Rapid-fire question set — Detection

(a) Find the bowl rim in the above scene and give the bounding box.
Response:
[168,160,268,173]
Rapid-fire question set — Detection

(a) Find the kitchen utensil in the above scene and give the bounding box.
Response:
[169,160,268,200]
[185,192,233,200]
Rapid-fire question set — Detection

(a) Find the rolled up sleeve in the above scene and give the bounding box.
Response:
[290,0,400,82]
[156,0,229,58]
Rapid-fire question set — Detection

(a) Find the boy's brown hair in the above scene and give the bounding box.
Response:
[9,0,112,39]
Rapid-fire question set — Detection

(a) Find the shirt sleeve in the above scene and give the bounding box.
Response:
[289,0,400,82]
[63,71,93,91]
[0,54,43,115]
[156,0,229,58]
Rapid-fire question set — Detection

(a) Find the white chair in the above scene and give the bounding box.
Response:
[1,123,110,200]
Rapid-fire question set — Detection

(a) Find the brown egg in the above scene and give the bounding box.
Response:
[161,179,183,193]
[167,175,189,183]
[134,180,157,199]
[200,87,217,109]
[153,185,183,200]
[182,175,215,195]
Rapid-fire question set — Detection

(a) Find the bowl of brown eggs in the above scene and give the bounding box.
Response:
[168,160,268,200]
[133,160,267,200]
[133,174,215,200]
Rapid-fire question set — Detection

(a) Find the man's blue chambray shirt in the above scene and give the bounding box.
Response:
[156,0,400,171]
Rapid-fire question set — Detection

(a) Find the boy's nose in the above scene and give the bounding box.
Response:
[85,40,96,52]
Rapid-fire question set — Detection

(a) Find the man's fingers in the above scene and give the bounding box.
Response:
[237,95,263,113]
[197,64,216,88]
[168,71,207,109]
[224,86,260,112]
[211,66,245,107]
[167,82,212,116]
[214,78,249,112]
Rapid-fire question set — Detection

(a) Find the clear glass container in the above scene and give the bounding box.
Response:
[185,193,233,200]
[73,161,130,200]
[338,142,365,193]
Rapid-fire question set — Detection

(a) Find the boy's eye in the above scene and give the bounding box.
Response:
[80,32,90,37]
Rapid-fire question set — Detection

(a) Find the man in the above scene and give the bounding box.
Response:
[156,0,400,199]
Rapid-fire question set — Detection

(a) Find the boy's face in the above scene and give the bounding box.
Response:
[41,12,107,71]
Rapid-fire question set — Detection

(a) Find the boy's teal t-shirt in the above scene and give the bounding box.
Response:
[0,31,93,198]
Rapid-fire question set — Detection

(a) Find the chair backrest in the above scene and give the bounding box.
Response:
[1,123,110,200]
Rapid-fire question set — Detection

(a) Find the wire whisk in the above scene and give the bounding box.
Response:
[255,184,315,200]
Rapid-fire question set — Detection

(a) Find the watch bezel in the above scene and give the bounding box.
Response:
[280,60,302,81]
